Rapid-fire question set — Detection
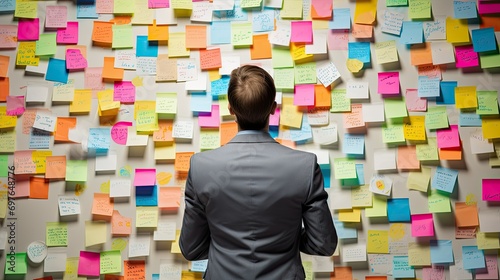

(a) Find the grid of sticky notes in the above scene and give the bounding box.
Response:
[1,0,500,278]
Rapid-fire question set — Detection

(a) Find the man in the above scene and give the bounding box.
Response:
[180,65,337,280]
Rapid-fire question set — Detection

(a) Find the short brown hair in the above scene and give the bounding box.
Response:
[228,65,276,130]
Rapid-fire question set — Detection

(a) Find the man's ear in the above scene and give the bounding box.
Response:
[228,103,235,115]
[270,101,277,115]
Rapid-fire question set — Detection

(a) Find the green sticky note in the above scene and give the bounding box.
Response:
[0,155,8,177]
[365,195,387,217]
[384,98,408,119]
[200,129,220,151]
[100,250,122,274]
[272,47,294,68]
[382,124,405,143]
[231,22,253,46]
[294,62,316,84]
[218,95,231,117]
[156,93,178,115]
[114,0,134,14]
[241,0,262,8]
[46,222,68,247]
[408,0,431,19]
[35,33,57,56]
[112,24,134,49]
[416,137,439,161]
[274,68,295,90]
[428,189,451,213]
[480,52,500,69]
[5,252,27,275]
[477,91,499,115]
[331,89,351,112]
[425,106,449,130]
[386,0,408,6]
[66,160,88,181]
[136,110,159,132]
[333,158,357,179]
[302,261,313,279]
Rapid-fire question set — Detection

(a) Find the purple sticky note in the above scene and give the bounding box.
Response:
[78,251,100,277]
[378,72,400,95]
[436,124,460,149]
[291,21,313,44]
[17,18,40,41]
[134,168,156,186]
[57,21,79,44]
[482,178,500,201]
[198,105,221,128]
[294,84,315,106]
[455,45,479,68]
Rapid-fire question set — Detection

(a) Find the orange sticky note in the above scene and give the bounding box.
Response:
[153,120,174,142]
[480,15,500,31]
[110,16,132,25]
[0,55,9,78]
[92,21,113,46]
[311,0,332,19]
[175,152,194,172]
[352,23,373,39]
[124,260,145,280]
[199,48,222,70]
[315,84,331,108]
[185,25,207,49]
[45,156,67,179]
[455,202,479,227]
[111,210,132,235]
[159,187,182,211]
[105,275,124,280]
[331,266,353,279]
[410,43,433,66]
[55,117,76,142]
[30,177,49,199]
[276,138,296,149]
[343,104,365,129]
[250,34,272,60]
[148,20,168,41]
[439,146,462,160]
[220,122,238,146]
[397,146,420,170]
[92,193,114,218]
[102,57,124,81]
[0,77,9,102]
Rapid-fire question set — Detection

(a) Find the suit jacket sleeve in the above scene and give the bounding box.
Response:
[179,158,211,261]
[300,157,338,256]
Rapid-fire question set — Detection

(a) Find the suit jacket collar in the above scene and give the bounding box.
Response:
[228,130,277,143]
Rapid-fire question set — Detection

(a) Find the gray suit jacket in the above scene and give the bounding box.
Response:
[180,131,337,280]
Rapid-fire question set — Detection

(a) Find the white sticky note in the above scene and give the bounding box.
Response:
[219,56,240,76]
[154,221,177,241]
[329,187,353,210]
[312,122,338,145]
[185,72,207,91]
[128,235,151,258]
[431,41,455,65]
[316,61,341,87]
[126,127,149,146]
[478,208,500,233]
[109,179,132,198]
[33,111,57,132]
[470,129,494,154]
[44,251,67,272]
[342,242,367,262]
[305,29,328,55]
[26,84,49,103]
[58,196,81,216]
[374,149,397,171]
[155,8,177,25]
[362,103,385,123]
[269,21,291,46]
[173,120,194,139]
[95,151,117,172]
[346,81,369,99]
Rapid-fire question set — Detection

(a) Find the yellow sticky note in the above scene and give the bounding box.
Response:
[134,100,156,119]
[0,106,16,129]
[365,195,387,217]
[367,230,389,253]
[98,89,120,111]
[16,42,39,66]
[155,142,176,161]
[65,257,85,280]
[408,241,431,266]
[333,158,357,179]
[136,206,158,227]
[15,1,38,18]
[46,222,68,247]
[428,189,451,213]
[280,97,303,128]
[171,230,182,253]
[156,93,178,115]
[346,59,363,73]
[169,33,190,57]
[354,0,378,24]
[290,43,313,64]
[0,190,7,219]
[114,0,134,14]
[231,22,253,46]
[407,167,431,192]
[0,128,16,153]
[32,150,52,174]
[136,110,158,132]
[351,185,372,207]
[131,0,154,24]
[70,89,92,114]
[416,137,438,161]
[171,0,193,9]
[338,208,361,222]
[85,220,107,247]
[482,118,500,139]
[455,86,478,109]
[476,232,500,250]
[280,0,302,19]
[374,41,398,64]
[404,116,426,141]
[446,17,470,44]
[200,129,220,151]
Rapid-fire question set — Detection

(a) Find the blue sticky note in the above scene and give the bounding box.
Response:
[430,240,454,264]
[0,0,15,12]
[269,126,279,137]
[459,112,482,127]
[213,0,248,21]
[417,76,440,98]
[348,42,371,64]
[88,128,111,151]
[46,58,69,84]
[392,256,415,278]
[437,81,457,104]
[471,28,497,53]
[191,260,208,272]
[29,128,51,149]
[252,9,275,32]
[387,198,410,222]
[211,21,232,45]
[136,36,158,57]
[453,1,477,19]
[431,166,458,193]
[136,185,158,206]
[190,92,212,113]
[342,164,365,187]
[290,115,312,144]
[210,76,230,96]
[333,220,358,239]
[76,0,98,19]
[329,8,351,30]
[400,21,423,45]
[343,134,365,155]
[321,166,331,188]
[462,246,485,270]
[152,274,159,280]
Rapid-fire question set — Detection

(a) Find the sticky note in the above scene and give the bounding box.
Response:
[46,222,68,246]
[367,230,389,254]
[46,58,69,84]
[408,242,431,266]
[329,8,351,30]
[78,251,100,277]
[384,98,407,119]
[446,17,470,43]
[455,202,479,227]
[210,21,231,45]
[17,18,39,41]
[418,76,440,97]
[343,103,364,128]
[430,240,454,264]
[472,27,497,53]
[369,175,392,196]
[482,179,500,201]
[476,254,499,279]
[4,253,27,275]
[66,49,87,70]
[428,189,451,213]
[381,10,404,36]
[477,90,499,115]
[411,213,434,237]
[431,166,458,193]
[136,185,158,206]
[374,40,398,64]
[348,42,371,64]
[66,160,88,182]
[387,198,410,222]
[436,81,457,105]
[425,106,449,130]
[294,84,314,106]
[410,43,433,66]
[354,0,377,24]
[400,21,423,44]
[231,22,252,46]
[378,72,400,95]
[343,134,365,155]
[462,246,485,270]
[392,256,414,278]
[57,21,79,44]
[168,33,190,57]
[405,89,427,112]
[185,25,207,49]
[454,0,477,19]
[409,0,431,19]
[436,124,460,149]
[291,21,312,43]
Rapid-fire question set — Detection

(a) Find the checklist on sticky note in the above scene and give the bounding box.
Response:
[432,166,458,193]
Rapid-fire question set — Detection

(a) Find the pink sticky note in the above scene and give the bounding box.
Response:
[114,81,136,103]
[85,67,105,91]
[111,121,132,145]
[436,125,460,149]
[269,108,280,127]
[11,175,30,198]
[6,96,25,116]
[199,105,220,128]
[78,251,100,277]
[291,21,313,44]
[312,0,332,18]
[482,179,500,201]
[149,0,169,8]
[411,213,434,237]
[66,49,87,70]
[294,84,315,106]
[0,25,18,48]
[422,266,445,280]
[134,168,156,186]
[57,22,79,44]
[405,89,427,112]
[45,6,68,28]
[17,18,40,41]
[476,254,499,279]
[327,30,349,50]
[378,72,400,95]
[96,0,113,14]
[455,45,479,68]
[478,1,500,14]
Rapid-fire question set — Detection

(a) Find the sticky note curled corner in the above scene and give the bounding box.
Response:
[347,59,363,73]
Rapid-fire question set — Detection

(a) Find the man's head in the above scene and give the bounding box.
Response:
[227,65,277,131]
